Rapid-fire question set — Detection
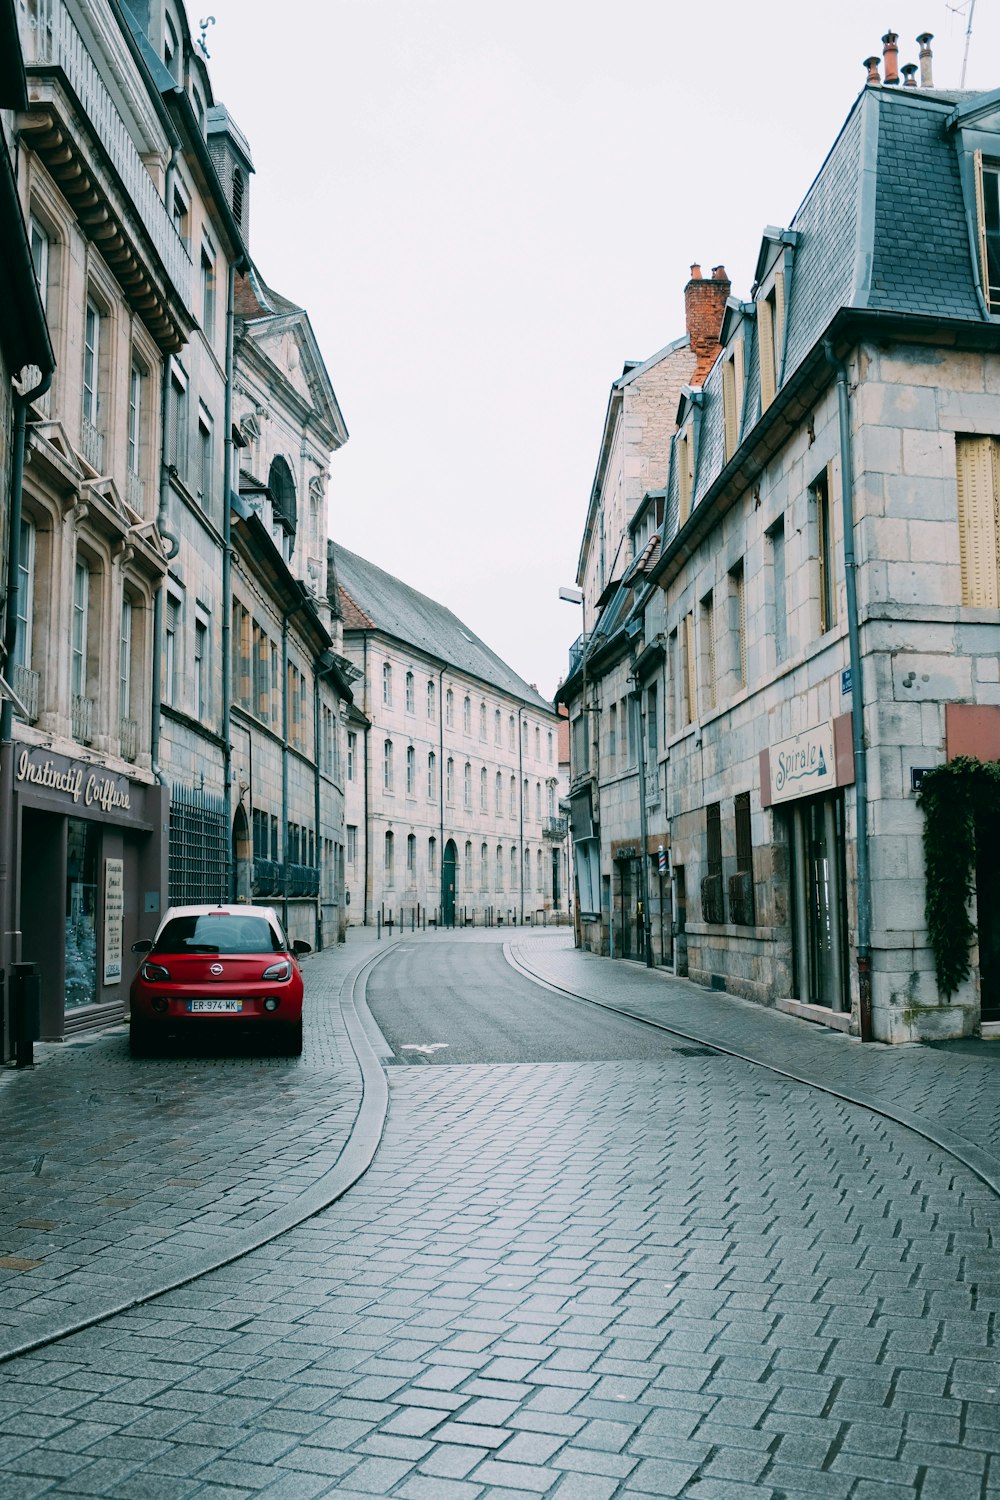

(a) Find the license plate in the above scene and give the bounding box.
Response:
[187,999,244,1013]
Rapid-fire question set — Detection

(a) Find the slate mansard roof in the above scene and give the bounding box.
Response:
[657,80,1000,556]
[334,546,554,715]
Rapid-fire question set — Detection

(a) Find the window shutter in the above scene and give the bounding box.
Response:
[684,613,696,724]
[734,336,745,428]
[956,434,1000,606]
[678,431,691,524]
[722,359,737,462]
[758,295,776,410]
[974,149,990,306]
[773,271,786,380]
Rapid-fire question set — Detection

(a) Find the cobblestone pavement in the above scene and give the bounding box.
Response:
[0,932,394,1362]
[509,936,1000,1179]
[0,942,997,1498]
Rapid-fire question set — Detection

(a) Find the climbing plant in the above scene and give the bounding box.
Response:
[916,756,1000,996]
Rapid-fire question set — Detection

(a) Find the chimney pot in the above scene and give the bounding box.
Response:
[882,30,900,85]
[684,262,731,386]
[901,62,918,87]
[864,55,881,85]
[917,31,934,87]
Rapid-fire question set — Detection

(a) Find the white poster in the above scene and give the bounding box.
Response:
[103,857,124,985]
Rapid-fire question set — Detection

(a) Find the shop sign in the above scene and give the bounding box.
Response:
[768,720,837,805]
[15,748,131,812]
[103,858,124,985]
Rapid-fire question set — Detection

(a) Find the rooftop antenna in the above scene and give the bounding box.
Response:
[947,0,977,86]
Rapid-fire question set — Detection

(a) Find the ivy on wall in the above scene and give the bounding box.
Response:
[916,756,1000,996]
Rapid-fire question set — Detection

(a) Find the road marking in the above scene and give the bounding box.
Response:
[400,1043,450,1056]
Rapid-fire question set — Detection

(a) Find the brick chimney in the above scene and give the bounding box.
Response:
[684,264,731,386]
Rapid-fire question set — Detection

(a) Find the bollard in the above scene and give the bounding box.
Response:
[12,962,41,1069]
[377,912,382,941]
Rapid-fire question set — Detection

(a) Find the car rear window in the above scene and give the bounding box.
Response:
[153,914,284,955]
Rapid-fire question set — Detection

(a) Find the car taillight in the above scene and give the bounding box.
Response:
[262,959,291,981]
[141,961,170,982]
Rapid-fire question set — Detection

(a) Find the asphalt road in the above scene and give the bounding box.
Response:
[366,941,685,1062]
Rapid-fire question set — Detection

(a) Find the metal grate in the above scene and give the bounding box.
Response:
[169,784,228,906]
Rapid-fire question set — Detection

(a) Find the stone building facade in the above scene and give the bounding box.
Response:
[336,546,566,927]
[0,0,351,1048]
[561,46,1000,1043]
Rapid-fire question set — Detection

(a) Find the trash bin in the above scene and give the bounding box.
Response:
[11,961,40,1068]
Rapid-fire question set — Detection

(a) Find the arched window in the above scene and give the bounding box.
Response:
[495,771,502,813]
[384,831,394,886]
[406,744,415,795]
[463,695,472,733]
[524,846,532,883]
[535,781,542,821]
[465,840,473,873]
[479,702,487,740]
[522,719,529,750]
[464,762,472,808]
[428,836,437,874]
[427,751,437,800]
[407,833,416,877]
[537,848,544,890]
[427,679,436,720]
[480,842,488,889]
[548,730,554,763]
[510,776,516,817]
[446,757,454,801]
[268,455,297,542]
[508,715,515,749]
[383,738,394,791]
[445,688,454,727]
[479,766,488,811]
[547,782,556,817]
[494,708,501,744]
[535,726,541,758]
[510,846,518,886]
[405,671,414,713]
[382,661,392,706]
[496,845,504,889]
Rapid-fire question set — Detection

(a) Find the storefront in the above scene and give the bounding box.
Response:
[760,715,854,1019]
[611,835,671,966]
[1,744,168,1049]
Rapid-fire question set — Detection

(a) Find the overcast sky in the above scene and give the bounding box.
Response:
[204,1,998,701]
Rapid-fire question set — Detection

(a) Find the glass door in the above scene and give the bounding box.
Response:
[65,818,99,1010]
[791,794,847,1011]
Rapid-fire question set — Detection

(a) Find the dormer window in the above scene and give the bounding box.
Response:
[164,13,180,82]
[232,167,244,224]
[974,152,1000,311]
[757,274,784,411]
[677,425,695,526]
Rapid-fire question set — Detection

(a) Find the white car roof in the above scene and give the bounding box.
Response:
[154,904,284,937]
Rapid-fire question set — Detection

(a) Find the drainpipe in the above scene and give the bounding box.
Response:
[221,264,236,900]
[824,340,873,1042]
[150,147,181,787]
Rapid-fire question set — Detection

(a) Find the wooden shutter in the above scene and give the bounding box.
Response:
[684,612,696,724]
[773,271,786,381]
[734,336,745,427]
[956,434,1000,606]
[974,149,990,308]
[758,295,776,410]
[678,431,692,524]
[723,358,737,461]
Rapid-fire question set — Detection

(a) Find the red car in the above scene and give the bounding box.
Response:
[129,904,309,1057]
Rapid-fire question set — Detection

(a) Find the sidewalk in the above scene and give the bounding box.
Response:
[0,929,393,1364]
[509,933,1000,1193]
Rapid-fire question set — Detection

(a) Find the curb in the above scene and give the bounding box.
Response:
[504,942,1000,1202]
[0,946,393,1367]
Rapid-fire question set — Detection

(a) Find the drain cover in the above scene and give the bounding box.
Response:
[671,1046,719,1058]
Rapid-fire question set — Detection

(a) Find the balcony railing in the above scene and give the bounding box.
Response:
[126,468,145,514]
[79,417,104,472]
[12,663,39,723]
[119,716,137,762]
[567,632,590,678]
[21,0,192,302]
[543,816,567,839]
[72,693,94,744]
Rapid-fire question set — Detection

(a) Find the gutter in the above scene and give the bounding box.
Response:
[824,339,873,1042]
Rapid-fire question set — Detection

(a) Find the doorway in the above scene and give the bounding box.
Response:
[232,803,251,903]
[65,817,100,1011]
[618,859,640,961]
[442,838,457,928]
[790,793,847,1011]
